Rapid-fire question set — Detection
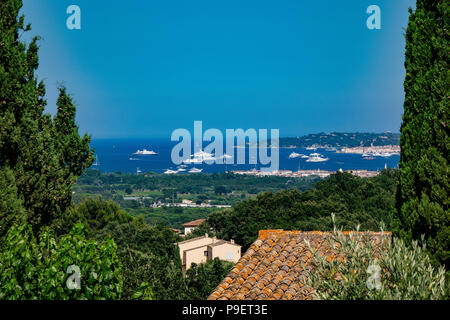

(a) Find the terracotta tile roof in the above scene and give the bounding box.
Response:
[208,230,391,300]
[182,219,206,227]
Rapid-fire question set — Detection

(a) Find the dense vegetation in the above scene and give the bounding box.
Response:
[0,0,448,301]
[279,132,400,148]
[0,1,93,232]
[307,218,448,300]
[395,0,449,269]
[0,0,121,299]
[193,170,397,250]
[53,197,234,300]
[74,170,319,228]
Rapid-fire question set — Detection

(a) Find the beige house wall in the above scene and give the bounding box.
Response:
[185,246,209,270]
[211,243,241,264]
[177,236,242,271]
[178,236,214,264]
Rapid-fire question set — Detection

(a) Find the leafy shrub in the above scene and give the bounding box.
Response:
[306,217,448,300]
[185,258,234,300]
[0,223,122,300]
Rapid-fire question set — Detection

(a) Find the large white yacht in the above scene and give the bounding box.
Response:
[306,155,329,162]
[133,149,158,155]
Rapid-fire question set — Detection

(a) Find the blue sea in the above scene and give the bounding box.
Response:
[90,139,399,174]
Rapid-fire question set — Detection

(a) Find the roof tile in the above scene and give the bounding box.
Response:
[208,230,391,300]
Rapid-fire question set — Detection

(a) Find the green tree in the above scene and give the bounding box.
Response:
[0,0,93,233]
[394,0,449,268]
[185,258,234,300]
[0,166,25,239]
[0,223,122,300]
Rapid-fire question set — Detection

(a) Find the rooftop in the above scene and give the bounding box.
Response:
[208,230,391,300]
[182,219,206,227]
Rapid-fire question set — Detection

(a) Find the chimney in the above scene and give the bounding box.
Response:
[230,239,235,244]
[205,233,209,238]
[213,236,217,243]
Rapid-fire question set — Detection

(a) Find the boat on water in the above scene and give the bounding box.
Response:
[289,152,304,159]
[133,149,158,155]
[188,167,203,173]
[92,155,99,166]
[306,155,329,162]
[309,153,323,157]
[379,152,393,158]
[136,167,142,174]
[363,156,375,160]
[306,146,317,151]
[183,150,215,164]
[176,167,187,172]
[183,158,203,164]
[129,157,139,161]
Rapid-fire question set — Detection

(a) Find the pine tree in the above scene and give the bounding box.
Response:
[394,0,449,268]
[0,0,94,232]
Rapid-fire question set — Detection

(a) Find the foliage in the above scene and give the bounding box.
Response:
[307,219,448,300]
[0,0,93,232]
[0,223,122,300]
[207,170,398,250]
[395,0,449,268]
[74,170,319,229]
[185,258,234,300]
[58,198,187,299]
[0,166,25,239]
[54,197,132,236]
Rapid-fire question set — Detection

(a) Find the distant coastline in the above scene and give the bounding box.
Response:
[278,132,400,149]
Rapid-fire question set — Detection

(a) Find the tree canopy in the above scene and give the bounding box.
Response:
[395,0,449,268]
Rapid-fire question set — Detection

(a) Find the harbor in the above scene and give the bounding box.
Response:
[231,168,381,179]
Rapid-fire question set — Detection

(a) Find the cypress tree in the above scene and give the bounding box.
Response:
[394,0,449,268]
[0,0,93,232]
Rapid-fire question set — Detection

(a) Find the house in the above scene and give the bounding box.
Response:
[208,229,391,300]
[182,218,206,235]
[176,234,241,272]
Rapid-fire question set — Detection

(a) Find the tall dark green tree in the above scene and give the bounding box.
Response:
[395,0,449,268]
[0,0,93,232]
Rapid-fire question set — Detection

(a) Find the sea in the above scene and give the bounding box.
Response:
[90,138,400,175]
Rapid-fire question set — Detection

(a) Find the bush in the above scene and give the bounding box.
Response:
[0,223,123,300]
[306,217,448,300]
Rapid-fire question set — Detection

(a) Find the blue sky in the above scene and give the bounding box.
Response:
[21,0,415,138]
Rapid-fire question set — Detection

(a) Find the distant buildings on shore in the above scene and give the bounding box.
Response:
[337,144,400,156]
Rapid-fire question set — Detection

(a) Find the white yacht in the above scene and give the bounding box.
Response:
[164,169,178,174]
[133,149,158,155]
[188,167,203,173]
[306,155,329,162]
[289,152,303,159]
[183,150,215,164]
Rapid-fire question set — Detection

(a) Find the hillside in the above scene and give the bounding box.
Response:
[280,132,400,148]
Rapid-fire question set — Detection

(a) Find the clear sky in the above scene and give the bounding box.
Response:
[21,0,415,138]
